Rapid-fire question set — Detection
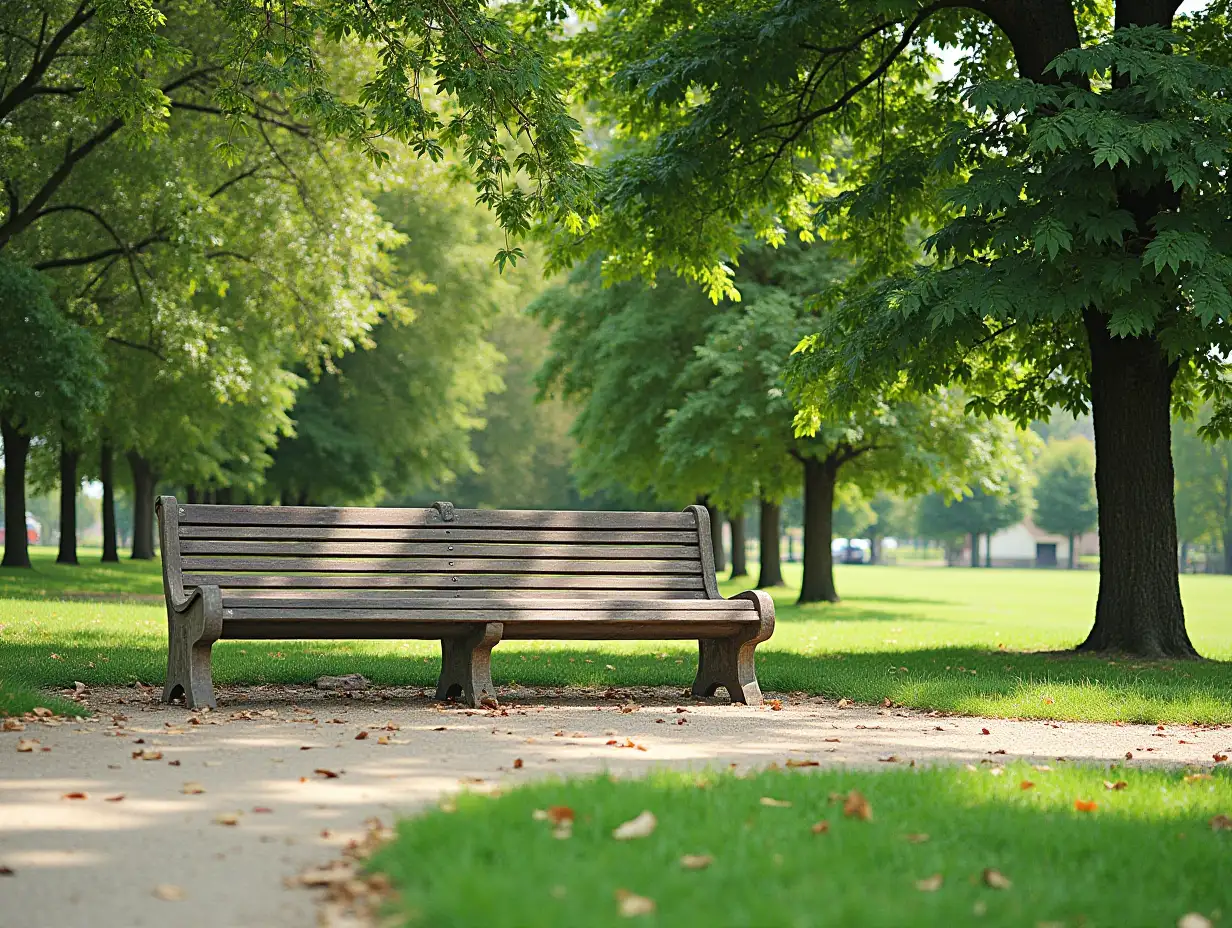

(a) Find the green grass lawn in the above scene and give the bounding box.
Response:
[369,763,1232,928]
[1,547,1231,722]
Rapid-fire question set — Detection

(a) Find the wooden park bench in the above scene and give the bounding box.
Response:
[155,498,774,709]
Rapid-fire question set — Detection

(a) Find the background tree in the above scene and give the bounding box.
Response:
[1034,438,1099,569]
[558,0,1232,658]
[0,258,104,567]
[918,479,1031,569]
[1173,414,1232,574]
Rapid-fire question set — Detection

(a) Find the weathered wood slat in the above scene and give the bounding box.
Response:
[180,504,695,530]
[219,620,746,641]
[223,608,751,623]
[185,573,707,591]
[181,556,703,575]
[222,588,706,601]
[180,525,701,544]
[179,540,701,560]
[220,597,752,612]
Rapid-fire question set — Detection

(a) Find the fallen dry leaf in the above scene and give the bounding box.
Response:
[104,795,125,802]
[1185,774,1213,784]
[1177,915,1213,928]
[1209,814,1232,831]
[843,790,872,821]
[376,736,391,745]
[132,749,163,761]
[1104,780,1128,791]
[1020,780,1035,791]
[760,797,792,808]
[180,782,206,795]
[879,755,900,763]
[613,810,657,840]
[15,739,38,753]
[1214,754,1228,763]
[811,820,830,834]
[2,719,25,732]
[31,707,53,717]
[0,866,13,876]
[615,890,655,918]
[824,737,841,743]
[982,868,1012,890]
[1074,799,1098,812]
[768,699,783,711]
[213,812,241,826]
[153,884,185,901]
[915,874,944,892]
[354,731,368,741]
[904,833,930,843]
[61,792,88,800]
[513,758,524,769]
[785,758,819,768]
[679,854,713,870]
[980,728,991,736]
[252,807,273,814]
[314,768,340,779]
[1126,751,1134,760]
[835,698,851,709]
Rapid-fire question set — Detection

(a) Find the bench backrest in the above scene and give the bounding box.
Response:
[157,498,720,600]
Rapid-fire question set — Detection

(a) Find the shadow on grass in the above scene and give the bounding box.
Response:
[4,630,1232,723]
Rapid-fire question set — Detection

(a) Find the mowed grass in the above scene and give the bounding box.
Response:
[369,763,1232,928]
[1,547,1231,722]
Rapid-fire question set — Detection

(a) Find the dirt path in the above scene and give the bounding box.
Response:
[2,684,1228,928]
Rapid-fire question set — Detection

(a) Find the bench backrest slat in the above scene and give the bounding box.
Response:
[162,499,718,600]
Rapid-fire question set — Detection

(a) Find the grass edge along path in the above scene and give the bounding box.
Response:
[367,763,1232,928]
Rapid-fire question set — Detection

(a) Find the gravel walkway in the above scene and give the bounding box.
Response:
[2,683,1229,928]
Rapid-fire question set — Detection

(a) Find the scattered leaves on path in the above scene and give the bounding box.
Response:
[679,854,713,870]
[181,782,206,795]
[213,812,241,826]
[1074,799,1098,812]
[613,810,657,840]
[61,792,88,800]
[1214,754,1228,763]
[132,749,162,761]
[982,868,1012,890]
[314,768,340,779]
[2,719,25,731]
[980,728,990,736]
[915,874,944,892]
[15,739,38,752]
[354,731,369,740]
[104,795,125,802]
[768,699,783,711]
[513,758,523,769]
[615,890,655,917]
[153,884,185,901]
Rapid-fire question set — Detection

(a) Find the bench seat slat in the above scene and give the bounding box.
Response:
[179,540,701,560]
[181,556,702,575]
[180,526,701,544]
[220,597,752,612]
[218,620,748,641]
[180,504,694,530]
[224,608,752,622]
[184,573,707,591]
[220,588,706,601]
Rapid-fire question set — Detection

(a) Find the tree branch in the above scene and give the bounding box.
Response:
[0,2,94,122]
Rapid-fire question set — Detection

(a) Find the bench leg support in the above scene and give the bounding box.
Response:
[163,588,223,710]
[437,622,503,707]
[691,590,775,706]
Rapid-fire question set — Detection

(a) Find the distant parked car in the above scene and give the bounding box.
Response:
[831,537,871,564]
[0,513,39,545]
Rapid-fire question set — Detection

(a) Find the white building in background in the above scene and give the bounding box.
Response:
[963,518,1100,568]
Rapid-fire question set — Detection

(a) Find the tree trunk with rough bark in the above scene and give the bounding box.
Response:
[100,439,118,563]
[127,451,158,560]
[798,456,839,604]
[728,509,747,579]
[56,441,79,565]
[757,498,783,588]
[1,418,32,568]
[1077,314,1195,657]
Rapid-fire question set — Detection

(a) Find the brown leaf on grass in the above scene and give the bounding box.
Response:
[354,731,369,740]
[785,758,819,768]
[842,790,872,821]
[679,854,713,870]
[314,768,340,778]
[132,749,162,761]
[1209,814,1232,831]
[15,739,38,753]
[915,874,944,892]
[180,782,205,795]
[1020,781,1035,791]
[531,806,575,826]
[904,833,930,843]
[811,820,830,834]
[613,810,657,840]
[153,884,185,901]
[1104,780,1128,791]
[615,890,656,918]
[2,719,25,732]
[982,868,1012,890]
[1184,774,1213,784]
[760,797,792,808]
[1074,799,1098,812]
[213,812,241,826]
[768,699,783,711]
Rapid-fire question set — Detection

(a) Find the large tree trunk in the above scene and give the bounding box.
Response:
[56,441,79,565]
[728,509,747,579]
[127,451,158,561]
[1,418,32,568]
[798,457,839,604]
[757,499,783,588]
[100,439,118,563]
[703,500,726,574]
[1077,313,1195,658]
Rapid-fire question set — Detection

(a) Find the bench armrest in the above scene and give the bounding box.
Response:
[168,583,222,615]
